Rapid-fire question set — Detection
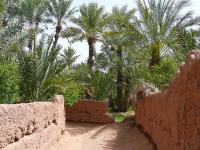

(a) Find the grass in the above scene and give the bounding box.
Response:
[113,113,126,123]
[111,106,135,123]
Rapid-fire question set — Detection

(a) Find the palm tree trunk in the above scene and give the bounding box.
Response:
[28,38,33,51]
[149,41,162,66]
[52,20,62,50]
[2,16,8,27]
[116,48,127,112]
[87,38,95,69]
[149,49,161,66]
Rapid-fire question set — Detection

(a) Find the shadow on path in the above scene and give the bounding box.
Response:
[50,118,155,150]
[101,118,155,150]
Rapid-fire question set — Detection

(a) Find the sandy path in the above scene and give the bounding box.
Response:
[50,119,155,150]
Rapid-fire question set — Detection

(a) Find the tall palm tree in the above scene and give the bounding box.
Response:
[137,0,200,66]
[102,6,143,112]
[63,3,105,69]
[47,0,75,50]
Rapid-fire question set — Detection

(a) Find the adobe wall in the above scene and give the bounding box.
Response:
[0,95,65,150]
[65,100,114,124]
[135,50,200,150]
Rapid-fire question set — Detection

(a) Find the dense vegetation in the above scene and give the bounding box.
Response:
[0,0,199,112]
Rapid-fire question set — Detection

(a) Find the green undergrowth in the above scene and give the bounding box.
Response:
[113,113,126,123]
[111,106,135,123]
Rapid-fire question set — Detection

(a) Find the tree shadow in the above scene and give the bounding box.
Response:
[101,118,156,150]
[64,118,156,150]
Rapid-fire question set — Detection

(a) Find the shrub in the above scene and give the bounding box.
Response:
[0,63,20,103]
[63,80,82,106]
[143,58,178,88]
[91,71,116,101]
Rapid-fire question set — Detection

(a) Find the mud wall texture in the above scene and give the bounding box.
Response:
[65,100,114,124]
[136,50,200,150]
[0,95,65,150]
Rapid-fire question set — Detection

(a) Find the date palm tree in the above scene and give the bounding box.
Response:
[0,0,25,62]
[17,0,47,51]
[47,0,76,50]
[63,3,105,69]
[18,35,67,101]
[137,0,200,66]
[102,6,143,112]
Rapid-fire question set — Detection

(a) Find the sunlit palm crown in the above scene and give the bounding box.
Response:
[137,0,200,43]
[63,3,105,43]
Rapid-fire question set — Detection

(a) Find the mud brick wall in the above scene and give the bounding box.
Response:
[65,100,114,124]
[136,50,200,150]
[0,95,65,150]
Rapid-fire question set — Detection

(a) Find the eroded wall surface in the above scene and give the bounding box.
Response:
[65,100,114,124]
[0,95,65,150]
[136,50,200,150]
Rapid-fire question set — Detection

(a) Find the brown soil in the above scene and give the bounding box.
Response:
[50,118,155,150]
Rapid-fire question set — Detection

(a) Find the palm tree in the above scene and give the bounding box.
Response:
[17,0,47,51]
[0,0,25,62]
[1,0,21,27]
[61,47,79,69]
[18,35,67,101]
[170,28,200,61]
[102,6,142,112]
[137,0,200,66]
[63,3,105,69]
[47,0,75,50]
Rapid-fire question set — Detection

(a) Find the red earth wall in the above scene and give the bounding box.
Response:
[136,50,200,150]
[65,100,114,124]
[0,95,65,150]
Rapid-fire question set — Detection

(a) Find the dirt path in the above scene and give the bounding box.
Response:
[50,119,155,150]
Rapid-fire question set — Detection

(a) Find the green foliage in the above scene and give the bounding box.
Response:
[47,0,75,24]
[0,1,5,13]
[18,36,66,102]
[0,63,20,103]
[61,47,79,69]
[90,71,115,101]
[128,106,135,112]
[63,3,105,42]
[142,58,178,88]
[112,113,125,123]
[41,72,82,106]
[137,0,200,65]
[0,0,200,107]
[170,28,200,62]
[63,80,82,106]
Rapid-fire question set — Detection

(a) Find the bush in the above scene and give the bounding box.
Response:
[0,63,20,103]
[143,58,178,88]
[91,71,116,101]
[63,80,82,106]
[42,72,82,106]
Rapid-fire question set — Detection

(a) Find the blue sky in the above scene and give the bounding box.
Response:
[58,0,200,63]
